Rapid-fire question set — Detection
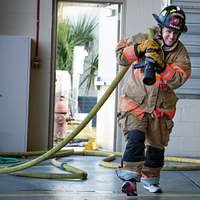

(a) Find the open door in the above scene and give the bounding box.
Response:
[95,4,120,150]
[54,1,121,150]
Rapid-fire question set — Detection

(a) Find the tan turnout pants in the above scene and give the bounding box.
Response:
[118,111,174,177]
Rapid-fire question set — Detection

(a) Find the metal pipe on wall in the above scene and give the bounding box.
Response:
[33,0,40,68]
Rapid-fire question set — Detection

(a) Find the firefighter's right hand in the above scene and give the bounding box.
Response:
[122,40,162,66]
[136,39,163,66]
[117,38,163,66]
[137,39,161,55]
[122,45,139,64]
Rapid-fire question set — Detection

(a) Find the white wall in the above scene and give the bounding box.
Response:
[166,99,200,157]
[125,0,161,37]
[0,0,53,150]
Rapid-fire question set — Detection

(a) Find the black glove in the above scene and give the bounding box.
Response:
[145,56,166,74]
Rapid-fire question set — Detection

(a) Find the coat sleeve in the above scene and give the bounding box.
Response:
[160,43,191,89]
[115,33,148,66]
[115,38,130,66]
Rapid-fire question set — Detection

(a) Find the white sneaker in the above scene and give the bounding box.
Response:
[143,183,162,193]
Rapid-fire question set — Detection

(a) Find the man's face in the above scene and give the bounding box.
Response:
[162,27,180,47]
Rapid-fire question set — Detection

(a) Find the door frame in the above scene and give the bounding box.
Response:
[50,0,126,149]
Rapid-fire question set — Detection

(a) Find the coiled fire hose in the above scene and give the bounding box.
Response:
[0,66,130,177]
[0,66,200,179]
[1,149,200,180]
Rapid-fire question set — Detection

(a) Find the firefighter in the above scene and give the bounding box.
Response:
[115,5,191,196]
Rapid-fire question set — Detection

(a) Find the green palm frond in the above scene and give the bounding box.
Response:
[56,16,97,77]
[56,20,74,73]
[72,16,97,49]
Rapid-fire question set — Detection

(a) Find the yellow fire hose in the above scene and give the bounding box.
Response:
[0,66,200,179]
[1,149,200,180]
[0,66,129,175]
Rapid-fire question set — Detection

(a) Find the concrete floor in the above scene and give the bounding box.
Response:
[0,154,200,200]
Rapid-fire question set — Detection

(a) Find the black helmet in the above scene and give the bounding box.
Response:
[152,5,187,32]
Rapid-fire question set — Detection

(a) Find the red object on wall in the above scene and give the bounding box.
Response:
[33,0,40,68]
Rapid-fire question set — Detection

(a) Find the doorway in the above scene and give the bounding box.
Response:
[53,0,121,151]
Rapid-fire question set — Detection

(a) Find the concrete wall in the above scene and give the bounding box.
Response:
[166,99,200,157]
[0,0,53,150]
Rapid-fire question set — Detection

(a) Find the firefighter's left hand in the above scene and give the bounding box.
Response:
[154,60,166,74]
[145,57,166,74]
[145,47,166,74]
